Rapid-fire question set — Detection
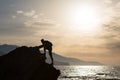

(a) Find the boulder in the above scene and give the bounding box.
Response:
[0,46,60,80]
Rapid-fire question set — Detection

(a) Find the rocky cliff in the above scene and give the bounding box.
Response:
[0,46,60,80]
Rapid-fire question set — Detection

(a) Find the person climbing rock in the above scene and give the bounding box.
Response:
[39,39,53,65]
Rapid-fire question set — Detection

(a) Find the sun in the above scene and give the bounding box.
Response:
[69,5,102,34]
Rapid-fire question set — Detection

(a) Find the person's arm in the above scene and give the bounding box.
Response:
[39,45,46,55]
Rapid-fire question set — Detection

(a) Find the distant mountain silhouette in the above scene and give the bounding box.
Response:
[0,44,17,54]
[0,44,102,65]
[0,46,60,80]
[0,50,5,55]
[47,53,102,65]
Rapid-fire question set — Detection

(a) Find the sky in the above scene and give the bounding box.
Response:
[0,0,120,65]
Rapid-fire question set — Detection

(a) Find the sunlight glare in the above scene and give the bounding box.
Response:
[69,5,102,34]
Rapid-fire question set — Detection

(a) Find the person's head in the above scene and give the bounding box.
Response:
[41,39,44,43]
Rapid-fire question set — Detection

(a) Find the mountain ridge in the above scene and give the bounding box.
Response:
[0,44,103,65]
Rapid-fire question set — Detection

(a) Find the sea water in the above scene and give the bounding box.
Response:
[55,66,120,80]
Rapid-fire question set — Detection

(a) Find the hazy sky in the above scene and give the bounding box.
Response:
[0,0,120,65]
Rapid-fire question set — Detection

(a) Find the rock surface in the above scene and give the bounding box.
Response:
[0,46,60,80]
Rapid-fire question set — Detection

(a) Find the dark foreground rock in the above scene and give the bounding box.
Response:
[0,46,60,80]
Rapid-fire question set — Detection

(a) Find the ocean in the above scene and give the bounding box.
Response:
[55,66,120,80]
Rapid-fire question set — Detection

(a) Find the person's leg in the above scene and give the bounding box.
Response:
[43,48,47,60]
[44,48,46,56]
[49,49,53,65]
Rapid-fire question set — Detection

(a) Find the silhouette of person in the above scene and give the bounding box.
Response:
[40,39,53,65]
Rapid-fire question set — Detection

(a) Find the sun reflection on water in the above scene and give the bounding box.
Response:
[71,66,105,76]
[56,66,120,80]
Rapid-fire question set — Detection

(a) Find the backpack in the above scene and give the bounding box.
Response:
[45,41,53,46]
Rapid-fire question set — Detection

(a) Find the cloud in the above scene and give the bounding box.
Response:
[100,26,120,54]
[16,10,58,27]
[23,19,58,35]
[33,22,55,26]
[17,10,23,14]
[1,9,60,38]
[32,15,38,19]
[107,42,120,49]
[24,20,55,28]
[12,15,16,19]
[105,41,120,54]
[15,10,60,31]
[98,1,120,55]
[0,23,37,37]
[17,10,36,17]
[24,10,36,17]
[104,0,113,4]
[100,25,120,54]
